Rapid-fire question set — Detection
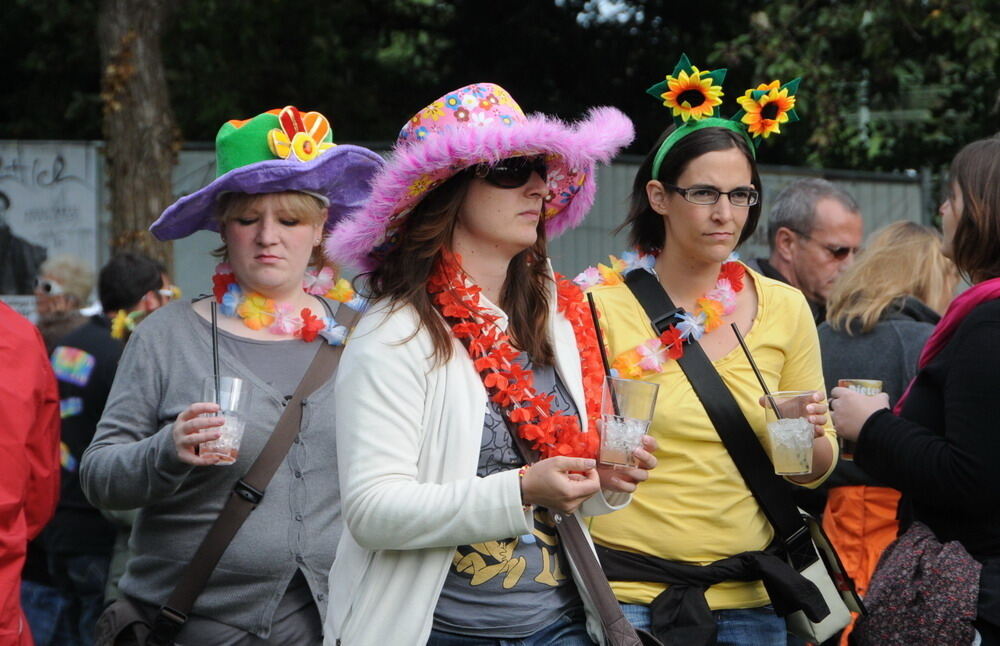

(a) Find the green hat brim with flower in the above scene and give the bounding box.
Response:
[149,106,384,241]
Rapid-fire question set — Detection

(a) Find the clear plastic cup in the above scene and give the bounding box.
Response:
[764,390,816,476]
[200,376,251,465]
[598,376,659,468]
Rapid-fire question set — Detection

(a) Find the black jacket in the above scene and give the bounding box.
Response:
[44,314,123,555]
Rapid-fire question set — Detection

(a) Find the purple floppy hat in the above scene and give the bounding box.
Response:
[149,106,384,241]
[325,83,634,271]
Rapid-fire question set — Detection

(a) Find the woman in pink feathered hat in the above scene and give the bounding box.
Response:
[323,83,657,645]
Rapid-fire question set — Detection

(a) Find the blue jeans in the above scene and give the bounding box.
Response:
[427,610,594,645]
[47,552,111,646]
[621,602,787,645]
[20,579,69,646]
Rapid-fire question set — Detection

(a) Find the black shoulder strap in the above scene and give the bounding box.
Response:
[623,269,816,570]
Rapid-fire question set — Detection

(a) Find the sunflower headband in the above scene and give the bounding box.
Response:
[648,53,801,179]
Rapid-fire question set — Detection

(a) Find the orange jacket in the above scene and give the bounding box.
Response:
[823,484,901,645]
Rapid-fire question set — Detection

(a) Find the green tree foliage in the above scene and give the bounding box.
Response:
[712,0,1000,170]
[2,0,103,139]
[2,0,996,171]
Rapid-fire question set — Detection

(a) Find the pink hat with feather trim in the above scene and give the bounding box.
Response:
[326,83,634,271]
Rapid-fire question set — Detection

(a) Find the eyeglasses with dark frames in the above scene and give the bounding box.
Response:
[790,229,860,261]
[471,155,548,189]
[663,184,759,207]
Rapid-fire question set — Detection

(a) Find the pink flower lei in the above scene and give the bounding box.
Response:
[210,263,365,345]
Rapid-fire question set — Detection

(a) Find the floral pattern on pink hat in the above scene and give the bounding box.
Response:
[392,83,587,223]
[326,82,635,271]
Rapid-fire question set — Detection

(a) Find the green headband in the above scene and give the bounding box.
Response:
[647,53,801,180]
[651,118,756,180]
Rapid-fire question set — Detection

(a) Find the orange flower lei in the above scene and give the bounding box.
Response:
[428,251,602,460]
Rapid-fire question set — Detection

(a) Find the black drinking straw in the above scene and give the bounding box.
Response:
[730,322,782,419]
[586,292,621,416]
[210,301,221,407]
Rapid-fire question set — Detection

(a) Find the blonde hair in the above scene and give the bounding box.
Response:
[827,221,958,334]
[213,191,328,266]
[40,254,94,305]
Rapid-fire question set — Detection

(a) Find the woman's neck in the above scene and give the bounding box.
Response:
[654,250,723,309]
[451,243,513,307]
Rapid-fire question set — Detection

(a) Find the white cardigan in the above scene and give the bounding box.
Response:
[324,274,629,645]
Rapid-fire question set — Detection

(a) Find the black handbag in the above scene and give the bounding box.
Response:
[622,268,863,641]
[94,304,354,645]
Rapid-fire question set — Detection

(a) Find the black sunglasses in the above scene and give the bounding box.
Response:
[791,230,859,260]
[471,156,547,189]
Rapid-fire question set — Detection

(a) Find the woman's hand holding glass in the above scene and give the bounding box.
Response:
[758,391,830,437]
[829,386,890,443]
[519,457,601,515]
[598,435,659,493]
[171,402,225,466]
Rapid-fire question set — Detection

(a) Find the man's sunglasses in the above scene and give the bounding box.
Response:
[471,156,548,189]
[34,277,64,295]
[791,230,859,260]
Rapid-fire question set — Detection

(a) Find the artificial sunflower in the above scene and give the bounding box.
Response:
[736,79,801,139]
[659,66,725,122]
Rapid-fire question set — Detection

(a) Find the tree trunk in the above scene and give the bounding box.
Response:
[98,0,178,272]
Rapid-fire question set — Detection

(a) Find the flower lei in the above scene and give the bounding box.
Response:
[574,251,745,378]
[211,263,366,345]
[110,309,149,340]
[427,251,602,460]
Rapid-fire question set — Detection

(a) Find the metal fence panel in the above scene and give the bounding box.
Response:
[548,161,924,277]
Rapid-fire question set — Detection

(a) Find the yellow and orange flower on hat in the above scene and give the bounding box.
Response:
[267,106,336,162]
[737,80,798,139]
[660,67,724,123]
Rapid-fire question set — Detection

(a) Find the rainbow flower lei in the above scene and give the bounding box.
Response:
[428,251,602,460]
[574,251,745,378]
[211,263,366,345]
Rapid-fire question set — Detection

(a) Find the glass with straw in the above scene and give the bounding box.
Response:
[587,294,659,468]
[200,302,252,464]
[731,323,816,476]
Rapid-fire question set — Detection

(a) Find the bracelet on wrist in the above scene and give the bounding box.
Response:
[518,464,531,511]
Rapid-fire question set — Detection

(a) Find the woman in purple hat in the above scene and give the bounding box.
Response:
[323,84,649,645]
[80,106,382,644]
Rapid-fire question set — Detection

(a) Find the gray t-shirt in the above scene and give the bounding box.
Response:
[216,329,320,398]
[432,354,582,637]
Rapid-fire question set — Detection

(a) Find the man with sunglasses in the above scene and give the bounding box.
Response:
[37,252,173,645]
[746,178,863,528]
[748,177,864,325]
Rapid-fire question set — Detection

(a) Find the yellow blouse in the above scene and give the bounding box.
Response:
[587,266,837,610]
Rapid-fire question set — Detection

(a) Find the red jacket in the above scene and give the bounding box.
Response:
[0,302,60,645]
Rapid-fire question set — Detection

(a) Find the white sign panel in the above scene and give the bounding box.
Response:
[0,141,100,312]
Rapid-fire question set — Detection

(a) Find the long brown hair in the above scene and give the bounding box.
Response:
[363,171,554,365]
[948,136,1000,284]
[826,221,958,334]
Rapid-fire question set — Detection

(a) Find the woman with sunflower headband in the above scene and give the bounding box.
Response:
[80,106,383,643]
[578,55,837,645]
[323,83,652,645]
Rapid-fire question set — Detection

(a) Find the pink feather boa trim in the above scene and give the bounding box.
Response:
[326,106,634,271]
